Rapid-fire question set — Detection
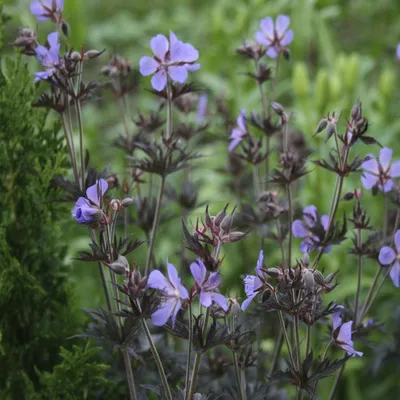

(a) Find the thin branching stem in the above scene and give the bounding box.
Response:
[184,302,194,399]
[328,364,345,400]
[354,228,363,325]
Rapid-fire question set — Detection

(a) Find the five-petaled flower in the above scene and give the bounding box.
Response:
[139,31,200,91]
[30,0,64,22]
[255,15,294,58]
[72,179,108,224]
[190,259,228,311]
[378,230,400,287]
[229,109,248,152]
[147,260,189,327]
[241,250,266,311]
[34,31,62,82]
[361,147,400,193]
[332,309,363,357]
[292,205,331,253]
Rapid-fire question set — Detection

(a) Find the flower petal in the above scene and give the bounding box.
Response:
[336,321,353,344]
[178,284,189,299]
[151,70,167,91]
[199,291,212,308]
[266,46,279,58]
[362,155,378,173]
[150,34,169,60]
[169,31,199,63]
[281,29,294,46]
[389,160,400,178]
[167,260,181,288]
[379,147,393,169]
[241,293,256,311]
[256,250,264,274]
[237,109,247,132]
[361,172,378,190]
[275,15,291,38]
[151,299,176,326]
[397,43,400,60]
[331,311,343,331]
[86,179,108,206]
[185,63,200,71]
[210,293,228,311]
[395,230,400,252]
[147,270,173,292]
[382,179,393,193]
[206,272,221,290]
[171,299,182,327]
[292,220,307,237]
[303,205,317,226]
[228,138,242,152]
[321,215,330,231]
[56,0,64,11]
[168,65,188,83]
[254,31,272,47]
[260,17,274,39]
[378,246,396,265]
[190,259,206,286]
[30,1,49,21]
[139,56,159,76]
[390,261,400,287]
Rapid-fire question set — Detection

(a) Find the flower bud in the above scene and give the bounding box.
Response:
[313,270,325,286]
[71,51,81,61]
[302,252,310,266]
[122,197,134,207]
[214,204,229,227]
[85,49,105,60]
[220,212,234,232]
[313,119,328,137]
[270,102,285,117]
[110,199,122,211]
[265,267,280,278]
[107,255,129,275]
[303,270,315,291]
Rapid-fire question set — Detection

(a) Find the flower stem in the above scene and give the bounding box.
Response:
[294,315,302,374]
[144,175,166,276]
[122,349,138,400]
[354,228,363,326]
[184,303,194,399]
[188,353,201,400]
[286,183,293,268]
[232,352,244,400]
[328,364,345,400]
[268,326,284,376]
[276,307,295,368]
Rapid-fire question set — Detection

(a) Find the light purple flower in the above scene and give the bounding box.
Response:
[34,32,62,82]
[190,259,228,311]
[332,309,363,357]
[361,148,400,193]
[139,31,200,91]
[72,179,108,224]
[255,15,294,58]
[378,230,400,287]
[30,0,64,22]
[229,109,247,152]
[241,250,265,311]
[292,205,332,253]
[147,260,189,327]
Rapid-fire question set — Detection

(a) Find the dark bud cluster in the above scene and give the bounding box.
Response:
[236,40,264,61]
[10,27,37,56]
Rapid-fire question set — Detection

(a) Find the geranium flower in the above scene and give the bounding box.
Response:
[378,230,400,287]
[241,250,265,311]
[34,32,62,82]
[139,31,200,91]
[147,260,189,327]
[255,15,294,58]
[229,109,247,152]
[72,179,108,224]
[190,259,228,311]
[332,310,363,357]
[30,0,64,22]
[292,205,331,253]
[361,147,400,193]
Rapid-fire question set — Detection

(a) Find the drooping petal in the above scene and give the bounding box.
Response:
[139,56,159,76]
[254,31,272,47]
[390,261,400,287]
[190,260,206,286]
[281,29,294,46]
[30,1,49,21]
[259,17,274,39]
[361,172,378,190]
[230,128,245,140]
[241,293,257,311]
[362,155,378,173]
[394,230,400,252]
[151,299,176,326]
[266,46,279,58]
[340,342,363,357]
[86,179,108,206]
[321,215,330,231]
[34,70,53,82]
[169,31,199,63]
[199,291,212,308]
[382,179,393,193]
[167,260,181,288]
[389,160,400,178]
[378,247,396,265]
[292,220,307,237]
[151,70,167,91]
[379,147,393,169]
[331,307,343,330]
[35,45,50,65]
[237,109,247,132]
[150,34,169,60]
[275,15,290,37]
[336,321,353,345]
[168,65,188,83]
[228,138,241,152]
[147,270,173,292]
[210,293,228,311]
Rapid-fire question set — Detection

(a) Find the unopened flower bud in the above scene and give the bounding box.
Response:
[214,204,229,227]
[313,270,325,286]
[302,252,310,266]
[223,231,248,243]
[220,212,234,232]
[271,101,285,117]
[325,273,335,284]
[106,255,129,275]
[303,270,315,291]
[313,118,328,137]
[265,267,280,278]
[85,49,105,59]
[110,199,122,211]
[71,51,81,61]
[122,197,134,207]
[351,102,362,122]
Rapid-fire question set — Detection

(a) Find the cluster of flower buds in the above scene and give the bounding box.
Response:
[314,111,341,141]
[109,197,134,212]
[101,55,135,97]
[345,102,374,147]
[10,28,37,56]
[257,191,285,220]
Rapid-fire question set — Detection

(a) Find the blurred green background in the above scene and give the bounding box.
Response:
[2,0,400,398]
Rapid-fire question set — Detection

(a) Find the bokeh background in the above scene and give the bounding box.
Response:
[1,0,400,398]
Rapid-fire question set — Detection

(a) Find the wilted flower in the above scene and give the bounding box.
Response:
[147,260,189,327]
[255,15,294,58]
[378,230,400,287]
[34,32,62,82]
[361,147,400,193]
[190,259,228,311]
[292,205,331,253]
[139,31,200,91]
[72,179,108,224]
[229,110,248,152]
[30,0,64,22]
[241,250,265,311]
[332,310,363,357]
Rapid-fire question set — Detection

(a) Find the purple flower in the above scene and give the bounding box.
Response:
[332,310,363,357]
[292,205,331,253]
[72,179,108,224]
[229,110,247,152]
[255,15,294,58]
[241,250,265,311]
[361,147,400,193]
[34,32,62,82]
[30,0,64,22]
[139,31,200,91]
[147,260,189,327]
[378,230,400,287]
[190,259,228,311]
